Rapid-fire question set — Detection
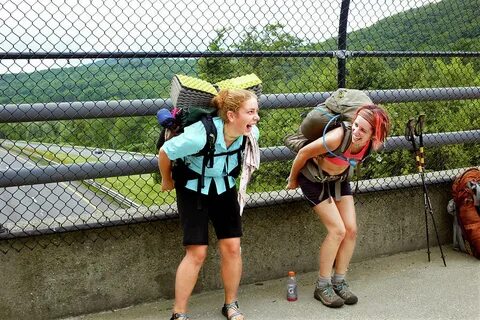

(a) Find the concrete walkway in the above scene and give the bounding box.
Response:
[66,247,479,320]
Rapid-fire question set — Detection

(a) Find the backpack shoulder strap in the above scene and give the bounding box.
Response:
[228,135,246,179]
[193,115,217,192]
[325,121,352,158]
[240,134,247,150]
[197,115,217,164]
[337,122,352,154]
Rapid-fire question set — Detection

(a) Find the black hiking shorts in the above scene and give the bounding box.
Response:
[175,183,242,246]
[298,173,352,207]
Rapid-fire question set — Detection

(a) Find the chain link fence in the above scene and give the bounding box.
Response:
[0,0,479,252]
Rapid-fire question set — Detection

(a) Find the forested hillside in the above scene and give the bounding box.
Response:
[347,0,480,51]
[0,58,197,104]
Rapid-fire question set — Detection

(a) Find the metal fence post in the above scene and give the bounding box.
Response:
[338,0,351,88]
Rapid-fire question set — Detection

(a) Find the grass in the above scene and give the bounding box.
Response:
[27,147,174,206]
[95,174,176,206]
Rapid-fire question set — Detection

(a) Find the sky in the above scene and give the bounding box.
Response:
[0,0,440,74]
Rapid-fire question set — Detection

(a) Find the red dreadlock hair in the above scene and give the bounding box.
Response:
[354,104,391,150]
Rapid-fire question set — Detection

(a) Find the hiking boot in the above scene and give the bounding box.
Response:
[314,283,344,308]
[333,280,358,305]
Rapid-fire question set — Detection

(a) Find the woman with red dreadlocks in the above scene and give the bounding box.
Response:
[286,104,390,308]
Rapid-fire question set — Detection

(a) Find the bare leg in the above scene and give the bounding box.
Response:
[334,195,357,275]
[172,245,208,314]
[219,237,244,319]
[313,200,346,278]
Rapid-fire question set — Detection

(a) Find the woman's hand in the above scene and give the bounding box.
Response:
[286,177,299,190]
[161,178,175,191]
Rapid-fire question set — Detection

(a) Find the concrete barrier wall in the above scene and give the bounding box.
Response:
[0,184,452,320]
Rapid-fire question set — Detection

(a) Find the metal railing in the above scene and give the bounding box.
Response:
[0,0,478,251]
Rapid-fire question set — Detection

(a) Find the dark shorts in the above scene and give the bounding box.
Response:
[175,183,242,246]
[298,173,352,207]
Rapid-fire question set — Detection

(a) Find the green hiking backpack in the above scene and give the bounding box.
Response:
[156,74,261,195]
[284,88,373,152]
[301,88,373,140]
[156,73,262,155]
[155,106,217,154]
[156,106,247,194]
[284,88,373,185]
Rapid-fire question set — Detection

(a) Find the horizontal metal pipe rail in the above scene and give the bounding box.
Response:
[2,167,473,240]
[0,157,157,188]
[1,87,480,122]
[0,130,478,188]
[259,87,480,109]
[346,50,480,58]
[1,50,479,60]
[263,130,480,161]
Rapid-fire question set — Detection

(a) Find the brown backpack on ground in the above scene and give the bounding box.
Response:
[451,168,480,259]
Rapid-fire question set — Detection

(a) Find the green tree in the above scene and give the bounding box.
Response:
[233,23,304,93]
[276,58,337,93]
[347,58,395,90]
[197,28,236,83]
[198,23,305,93]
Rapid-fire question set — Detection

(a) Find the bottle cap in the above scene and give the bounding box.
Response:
[288,271,295,276]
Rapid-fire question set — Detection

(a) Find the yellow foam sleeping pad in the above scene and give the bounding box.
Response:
[170,73,262,108]
[216,74,262,91]
[174,74,218,95]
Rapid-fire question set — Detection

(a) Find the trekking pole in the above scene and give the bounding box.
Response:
[414,114,447,267]
[405,117,431,262]
[414,114,426,171]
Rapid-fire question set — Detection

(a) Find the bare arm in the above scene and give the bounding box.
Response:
[286,127,344,189]
[158,148,174,191]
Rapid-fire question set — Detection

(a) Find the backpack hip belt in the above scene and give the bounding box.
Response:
[300,159,352,202]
